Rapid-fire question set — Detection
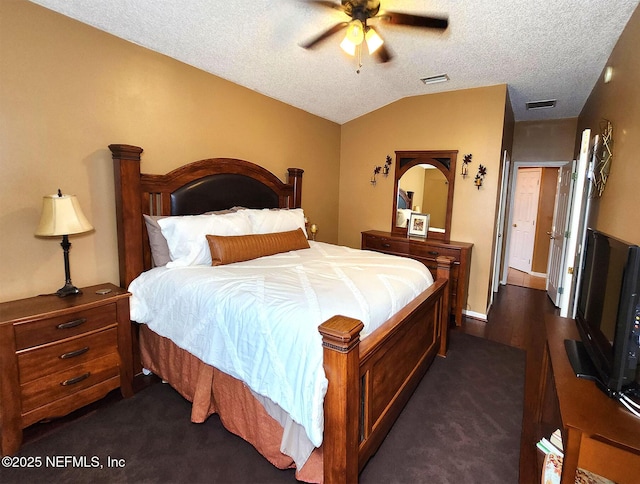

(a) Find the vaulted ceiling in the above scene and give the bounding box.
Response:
[30,0,639,124]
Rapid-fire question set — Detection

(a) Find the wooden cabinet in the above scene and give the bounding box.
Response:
[362,230,472,326]
[0,283,133,456]
[537,315,640,483]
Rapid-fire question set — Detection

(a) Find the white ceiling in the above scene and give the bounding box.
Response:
[30,0,639,125]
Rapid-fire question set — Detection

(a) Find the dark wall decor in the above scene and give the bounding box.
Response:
[371,155,393,186]
[461,153,472,178]
[474,164,487,189]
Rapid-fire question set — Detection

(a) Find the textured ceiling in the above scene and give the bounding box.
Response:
[30,0,639,124]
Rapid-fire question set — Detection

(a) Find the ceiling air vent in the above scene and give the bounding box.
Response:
[420,74,449,85]
[526,99,556,110]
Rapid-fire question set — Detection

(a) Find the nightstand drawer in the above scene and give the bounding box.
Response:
[17,327,118,384]
[362,234,410,254]
[14,304,117,350]
[20,353,120,414]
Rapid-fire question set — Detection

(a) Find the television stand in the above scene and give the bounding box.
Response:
[536,315,640,483]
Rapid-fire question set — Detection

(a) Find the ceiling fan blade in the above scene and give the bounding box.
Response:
[306,0,344,11]
[378,11,448,30]
[300,22,349,49]
[374,43,392,63]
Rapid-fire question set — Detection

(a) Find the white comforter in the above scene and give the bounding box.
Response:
[128,241,433,450]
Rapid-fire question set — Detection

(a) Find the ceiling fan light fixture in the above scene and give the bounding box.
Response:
[340,36,357,56]
[365,27,383,54]
[340,20,364,56]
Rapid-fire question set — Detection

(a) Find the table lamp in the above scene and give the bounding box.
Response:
[35,189,94,297]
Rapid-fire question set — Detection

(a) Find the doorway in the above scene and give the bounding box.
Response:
[502,162,565,290]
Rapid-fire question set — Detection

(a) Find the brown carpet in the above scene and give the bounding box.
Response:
[0,332,524,483]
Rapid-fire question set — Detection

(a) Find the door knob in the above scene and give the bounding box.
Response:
[513,224,517,227]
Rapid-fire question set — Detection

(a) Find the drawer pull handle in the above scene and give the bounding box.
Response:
[382,243,391,248]
[428,251,439,256]
[57,318,87,330]
[60,372,91,386]
[59,347,89,359]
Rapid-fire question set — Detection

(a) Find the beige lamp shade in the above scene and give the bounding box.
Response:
[35,193,94,236]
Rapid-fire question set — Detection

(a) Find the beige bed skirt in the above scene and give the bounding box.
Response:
[139,324,324,483]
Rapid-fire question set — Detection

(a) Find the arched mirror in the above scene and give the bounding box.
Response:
[391,150,457,241]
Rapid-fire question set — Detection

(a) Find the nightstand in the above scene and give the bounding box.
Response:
[0,283,133,456]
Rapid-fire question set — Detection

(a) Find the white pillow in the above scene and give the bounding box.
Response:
[245,208,308,237]
[158,211,253,267]
[396,209,413,228]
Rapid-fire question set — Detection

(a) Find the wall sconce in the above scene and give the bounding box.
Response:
[461,153,472,178]
[382,155,392,176]
[371,156,392,185]
[35,189,94,297]
[474,164,487,189]
[371,165,381,185]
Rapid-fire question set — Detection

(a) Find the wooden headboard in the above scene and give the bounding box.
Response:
[109,144,304,288]
[397,188,413,210]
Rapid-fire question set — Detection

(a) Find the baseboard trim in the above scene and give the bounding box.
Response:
[463,309,488,322]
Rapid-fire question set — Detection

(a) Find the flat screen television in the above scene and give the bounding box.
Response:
[565,228,640,397]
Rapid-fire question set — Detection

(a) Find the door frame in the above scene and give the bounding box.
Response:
[490,151,510,294]
[560,129,594,318]
[502,160,568,285]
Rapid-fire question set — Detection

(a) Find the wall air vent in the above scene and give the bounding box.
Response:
[420,74,449,85]
[526,99,556,110]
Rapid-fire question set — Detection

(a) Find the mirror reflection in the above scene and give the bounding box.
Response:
[391,150,457,241]
[396,164,448,232]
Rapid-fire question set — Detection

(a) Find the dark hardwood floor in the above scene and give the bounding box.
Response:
[22,282,555,483]
[453,282,558,484]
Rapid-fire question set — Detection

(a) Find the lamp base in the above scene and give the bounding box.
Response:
[56,282,82,297]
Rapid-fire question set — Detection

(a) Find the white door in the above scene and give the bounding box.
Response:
[546,161,574,306]
[509,168,541,273]
[558,129,592,318]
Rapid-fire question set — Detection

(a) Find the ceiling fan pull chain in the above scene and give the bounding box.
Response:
[356,42,363,74]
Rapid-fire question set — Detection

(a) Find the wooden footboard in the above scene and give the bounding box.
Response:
[319,257,452,483]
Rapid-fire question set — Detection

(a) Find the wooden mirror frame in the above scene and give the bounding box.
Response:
[391,150,458,242]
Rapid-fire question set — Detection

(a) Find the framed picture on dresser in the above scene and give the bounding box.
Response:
[408,213,430,237]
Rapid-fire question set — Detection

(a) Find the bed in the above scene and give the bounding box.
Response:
[109,144,452,483]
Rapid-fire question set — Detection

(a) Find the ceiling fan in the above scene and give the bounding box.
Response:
[300,0,448,64]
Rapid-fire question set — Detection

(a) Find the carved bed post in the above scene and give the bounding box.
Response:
[287,168,304,208]
[109,144,144,289]
[318,315,364,484]
[436,256,453,357]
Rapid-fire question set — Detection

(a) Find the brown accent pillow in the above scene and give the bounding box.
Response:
[206,228,310,266]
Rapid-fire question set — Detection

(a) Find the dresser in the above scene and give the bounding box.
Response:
[0,283,133,456]
[362,230,472,326]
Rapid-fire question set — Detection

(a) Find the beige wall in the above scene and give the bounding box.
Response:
[339,85,509,318]
[577,5,640,245]
[0,1,341,302]
[513,118,578,162]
